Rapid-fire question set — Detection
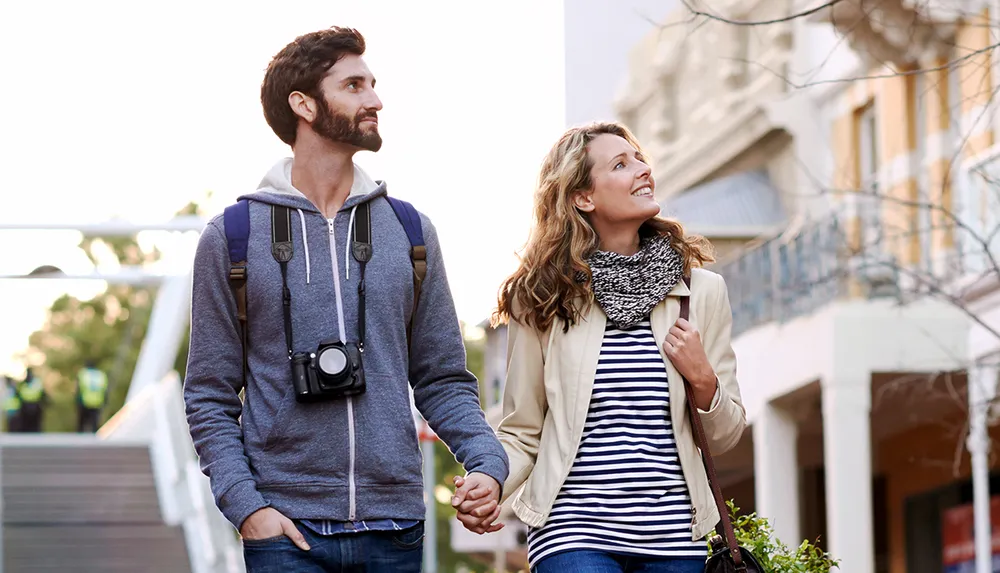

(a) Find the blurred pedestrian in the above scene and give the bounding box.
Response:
[3,375,21,432]
[77,360,108,433]
[18,367,46,432]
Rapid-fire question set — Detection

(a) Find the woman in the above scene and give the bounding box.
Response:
[455,122,746,572]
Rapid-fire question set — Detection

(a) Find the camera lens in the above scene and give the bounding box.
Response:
[317,345,348,377]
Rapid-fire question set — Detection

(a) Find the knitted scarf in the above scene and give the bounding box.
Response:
[586,235,684,329]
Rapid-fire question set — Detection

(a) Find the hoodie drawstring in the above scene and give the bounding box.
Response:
[295,208,311,284]
[345,205,359,280]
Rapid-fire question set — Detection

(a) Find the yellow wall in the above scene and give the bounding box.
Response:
[830,9,996,280]
[924,62,956,253]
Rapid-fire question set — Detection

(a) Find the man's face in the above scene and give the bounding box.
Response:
[311,54,383,151]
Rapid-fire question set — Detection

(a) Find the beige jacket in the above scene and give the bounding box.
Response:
[496,267,746,540]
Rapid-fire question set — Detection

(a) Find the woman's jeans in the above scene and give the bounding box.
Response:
[533,550,705,573]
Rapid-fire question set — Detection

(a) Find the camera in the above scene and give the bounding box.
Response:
[290,340,366,403]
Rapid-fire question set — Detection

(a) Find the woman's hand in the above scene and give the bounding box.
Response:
[663,317,718,411]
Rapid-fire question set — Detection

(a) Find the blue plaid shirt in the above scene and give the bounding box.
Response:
[300,519,421,536]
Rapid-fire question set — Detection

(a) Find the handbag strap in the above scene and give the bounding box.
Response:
[678,275,744,566]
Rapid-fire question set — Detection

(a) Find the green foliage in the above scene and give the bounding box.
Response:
[721,501,839,573]
[428,326,493,572]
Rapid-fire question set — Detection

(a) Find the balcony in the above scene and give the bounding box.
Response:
[718,146,1000,338]
[715,215,851,338]
[803,0,961,65]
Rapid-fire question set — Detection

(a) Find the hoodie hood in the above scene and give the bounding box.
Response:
[241,157,387,212]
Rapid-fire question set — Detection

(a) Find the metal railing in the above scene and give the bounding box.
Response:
[715,215,849,338]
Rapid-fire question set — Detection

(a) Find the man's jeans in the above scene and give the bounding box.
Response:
[242,521,423,573]
[533,550,705,573]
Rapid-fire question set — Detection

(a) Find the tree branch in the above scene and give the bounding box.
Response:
[679,0,844,27]
[743,40,1000,90]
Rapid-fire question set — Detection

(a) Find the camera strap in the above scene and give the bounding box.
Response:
[271,202,373,356]
[271,205,295,359]
[351,202,372,351]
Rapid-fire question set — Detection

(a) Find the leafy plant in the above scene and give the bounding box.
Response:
[717,501,839,572]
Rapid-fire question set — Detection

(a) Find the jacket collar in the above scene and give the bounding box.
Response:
[667,277,691,297]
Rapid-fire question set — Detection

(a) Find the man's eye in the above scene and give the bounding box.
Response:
[347,82,357,89]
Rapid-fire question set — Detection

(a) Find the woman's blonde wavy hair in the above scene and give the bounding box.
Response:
[494,122,715,332]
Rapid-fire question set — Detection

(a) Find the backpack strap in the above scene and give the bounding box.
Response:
[385,197,426,347]
[223,200,251,383]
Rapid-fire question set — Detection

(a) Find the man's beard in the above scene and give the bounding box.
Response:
[313,101,382,152]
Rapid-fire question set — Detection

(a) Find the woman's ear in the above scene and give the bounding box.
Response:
[573,191,596,213]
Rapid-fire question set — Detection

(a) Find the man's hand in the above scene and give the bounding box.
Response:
[239,507,311,551]
[452,473,504,534]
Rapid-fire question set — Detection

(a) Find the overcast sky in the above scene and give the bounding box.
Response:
[0,1,568,374]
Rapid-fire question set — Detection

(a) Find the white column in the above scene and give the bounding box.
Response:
[753,402,801,546]
[967,362,998,573]
[822,378,874,573]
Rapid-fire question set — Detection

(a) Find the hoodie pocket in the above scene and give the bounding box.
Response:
[261,397,296,452]
[257,396,351,486]
[352,374,424,487]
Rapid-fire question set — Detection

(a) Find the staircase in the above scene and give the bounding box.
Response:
[1,375,243,573]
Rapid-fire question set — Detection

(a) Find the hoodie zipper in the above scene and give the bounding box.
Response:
[328,216,357,522]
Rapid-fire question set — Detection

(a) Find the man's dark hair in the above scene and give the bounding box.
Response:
[261,27,367,146]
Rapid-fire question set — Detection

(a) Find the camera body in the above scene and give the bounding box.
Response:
[290,340,366,403]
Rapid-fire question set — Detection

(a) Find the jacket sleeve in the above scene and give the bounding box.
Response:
[183,221,268,530]
[408,218,509,488]
[495,316,548,504]
[696,272,747,454]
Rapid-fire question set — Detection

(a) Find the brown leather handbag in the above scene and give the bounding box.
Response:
[679,277,766,573]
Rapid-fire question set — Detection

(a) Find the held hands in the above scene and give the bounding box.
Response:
[451,473,504,534]
[240,507,311,551]
[663,317,718,411]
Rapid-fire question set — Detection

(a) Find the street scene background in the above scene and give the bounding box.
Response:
[3,1,1000,572]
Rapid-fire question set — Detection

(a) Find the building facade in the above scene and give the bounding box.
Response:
[613,1,1000,573]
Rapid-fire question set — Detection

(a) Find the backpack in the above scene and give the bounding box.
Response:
[222,197,427,380]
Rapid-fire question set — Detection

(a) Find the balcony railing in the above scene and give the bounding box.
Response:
[716,215,849,338]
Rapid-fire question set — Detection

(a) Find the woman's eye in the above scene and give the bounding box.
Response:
[614,162,625,169]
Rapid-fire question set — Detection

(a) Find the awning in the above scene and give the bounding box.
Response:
[659,170,787,238]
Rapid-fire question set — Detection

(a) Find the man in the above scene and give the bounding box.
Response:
[184,27,507,572]
[17,368,45,432]
[3,375,21,432]
[76,361,108,433]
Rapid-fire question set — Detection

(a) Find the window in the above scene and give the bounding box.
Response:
[858,103,882,252]
[964,153,1000,275]
[914,73,933,273]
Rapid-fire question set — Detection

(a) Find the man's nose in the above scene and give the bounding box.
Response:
[367,90,383,111]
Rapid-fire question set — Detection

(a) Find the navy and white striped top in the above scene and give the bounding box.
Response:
[526,319,706,567]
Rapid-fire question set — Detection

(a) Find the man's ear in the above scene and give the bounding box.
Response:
[288,91,318,123]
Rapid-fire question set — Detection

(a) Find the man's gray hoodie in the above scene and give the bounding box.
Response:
[184,159,508,529]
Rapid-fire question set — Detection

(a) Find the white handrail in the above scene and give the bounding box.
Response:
[103,372,245,573]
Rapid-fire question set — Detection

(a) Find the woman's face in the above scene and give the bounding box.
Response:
[573,133,659,228]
